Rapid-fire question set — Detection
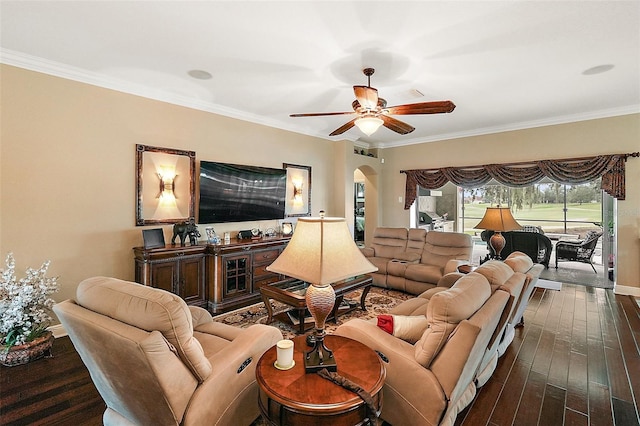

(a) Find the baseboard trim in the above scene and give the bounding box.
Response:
[49,324,67,338]
[614,284,640,297]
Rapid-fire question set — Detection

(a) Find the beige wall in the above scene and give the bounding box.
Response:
[2,64,638,304]
[0,65,335,303]
[381,114,640,291]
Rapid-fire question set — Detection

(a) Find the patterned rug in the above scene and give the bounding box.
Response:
[212,287,413,339]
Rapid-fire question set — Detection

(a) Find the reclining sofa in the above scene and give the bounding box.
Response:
[54,277,283,426]
[336,251,542,426]
[361,227,473,295]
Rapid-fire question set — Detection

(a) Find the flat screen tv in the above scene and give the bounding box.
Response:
[198,161,287,223]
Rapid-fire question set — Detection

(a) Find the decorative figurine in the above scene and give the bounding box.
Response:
[172,220,200,246]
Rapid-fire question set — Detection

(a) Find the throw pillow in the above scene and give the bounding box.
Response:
[376,314,429,343]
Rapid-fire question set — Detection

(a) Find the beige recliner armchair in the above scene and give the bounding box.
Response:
[53,276,282,426]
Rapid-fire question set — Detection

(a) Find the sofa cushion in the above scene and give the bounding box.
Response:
[474,260,515,293]
[371,227,408,259]
[504,251,534,273]
[421,232,473,267]
[76,276,212,382]
[414,272,491,367]
[404,263,444,284]
[407,228,427,254]
[377,315,429,343]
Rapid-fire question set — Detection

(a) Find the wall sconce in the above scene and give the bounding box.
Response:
[292,178,303,205]
[157,166,177,205]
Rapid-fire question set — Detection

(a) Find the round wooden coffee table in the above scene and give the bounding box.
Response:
[256,335,385,426]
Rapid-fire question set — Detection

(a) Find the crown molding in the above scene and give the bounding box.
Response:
[375,105,640,149]
[0,48,346,142]
[2,48,637,150]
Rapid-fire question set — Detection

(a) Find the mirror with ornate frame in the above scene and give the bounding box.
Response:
[136,144,196,226]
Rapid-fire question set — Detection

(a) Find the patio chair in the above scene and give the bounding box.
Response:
[555,230,603,273]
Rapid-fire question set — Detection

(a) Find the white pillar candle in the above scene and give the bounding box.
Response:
[276,339,294,368]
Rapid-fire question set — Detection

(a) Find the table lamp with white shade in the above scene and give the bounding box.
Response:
[266,211,377,373]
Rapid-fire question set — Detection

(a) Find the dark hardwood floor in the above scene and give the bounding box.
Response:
[456,284,640,426]
[1,283,638,425]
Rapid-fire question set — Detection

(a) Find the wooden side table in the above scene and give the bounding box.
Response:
[256,335,385,426]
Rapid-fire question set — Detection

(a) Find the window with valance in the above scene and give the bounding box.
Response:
[400,153,639,210]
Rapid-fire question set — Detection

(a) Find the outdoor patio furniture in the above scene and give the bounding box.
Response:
[555,230,603,273]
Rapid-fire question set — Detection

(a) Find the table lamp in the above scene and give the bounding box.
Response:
[266,211,377,373]
[474,206,522,260]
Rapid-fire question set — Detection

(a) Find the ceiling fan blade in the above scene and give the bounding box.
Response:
[386,100,456,115]
[329,118,357,136]
[380,115,415,135]
[353,86,379,110]
[290,111,354,117]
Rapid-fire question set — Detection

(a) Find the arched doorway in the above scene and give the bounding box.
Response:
[353,165,378,246]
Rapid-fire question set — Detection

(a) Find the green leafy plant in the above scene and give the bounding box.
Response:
[0,253,59,348]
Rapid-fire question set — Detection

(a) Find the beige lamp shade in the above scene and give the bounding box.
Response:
[474,207,522,232]
[267,216,378,285]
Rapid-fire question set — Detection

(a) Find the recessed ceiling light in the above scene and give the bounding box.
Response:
[188,69,212,80]
[582,64,614,75]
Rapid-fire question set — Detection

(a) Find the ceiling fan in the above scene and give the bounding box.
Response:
[290,68,456,137]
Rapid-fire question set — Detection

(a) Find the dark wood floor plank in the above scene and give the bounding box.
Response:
[457,378,504,425]
[625,355,640,415]
[564,408,589,426]
[588,336,610,386]
[513,370,546,426]
[612,397,640,426]
[544,287,564,332]
[600,293,622,350]
[539,384,566,426]
[489,359,530,425]
[532,289,555,327]
[566,351,589,415]
[589,381,614,426]
[547,337,570,388]
[531,328,555,375]
[572,318,588,355]
[515,323,543,365]
[605,345,634,402]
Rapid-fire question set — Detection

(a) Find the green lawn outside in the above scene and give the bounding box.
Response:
[462,202,602,235]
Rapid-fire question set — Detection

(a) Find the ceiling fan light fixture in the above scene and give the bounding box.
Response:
[355,115,383,136]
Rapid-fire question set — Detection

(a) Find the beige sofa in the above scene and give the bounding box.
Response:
[335,270,510,426]
[53,277,283,426]
[335,251,542,426]
[361,227,473,295]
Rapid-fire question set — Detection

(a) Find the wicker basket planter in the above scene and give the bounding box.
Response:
[0,331,54,367]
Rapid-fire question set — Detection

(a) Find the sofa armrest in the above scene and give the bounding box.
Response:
[393,252,421,263]
[437,272,464,288]
[335,319,447,424]
[444,259,467,274]
[208,324,282,369]
[189,306,214,328]
[360,247,375,257]
[335,319,418,363]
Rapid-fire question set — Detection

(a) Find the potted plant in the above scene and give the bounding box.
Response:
[0,253,59,366]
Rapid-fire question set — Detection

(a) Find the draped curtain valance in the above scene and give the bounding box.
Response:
[400,152,639,209]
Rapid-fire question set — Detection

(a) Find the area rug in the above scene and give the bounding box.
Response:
[212,287,413,340]
[535,279,562,291]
